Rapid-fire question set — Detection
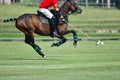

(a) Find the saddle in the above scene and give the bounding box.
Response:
[37,10,49,24]
[37,10,67,37]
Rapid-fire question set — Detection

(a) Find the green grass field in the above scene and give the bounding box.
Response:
[0,41,120,80]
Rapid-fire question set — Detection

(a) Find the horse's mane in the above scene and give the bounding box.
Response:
[59,0,69,13]
[59,0,67,10]
[59,0,69,22]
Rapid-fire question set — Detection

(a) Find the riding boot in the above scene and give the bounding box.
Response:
[49,16,58,38]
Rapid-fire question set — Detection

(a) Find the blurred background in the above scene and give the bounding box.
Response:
[0,0,120,8]
[0,0,120,39]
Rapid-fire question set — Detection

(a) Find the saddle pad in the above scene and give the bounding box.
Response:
[39,16,49,24]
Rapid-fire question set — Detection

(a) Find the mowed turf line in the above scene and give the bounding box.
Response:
[0,41,120,80]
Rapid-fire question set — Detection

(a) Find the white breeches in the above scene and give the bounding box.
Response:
[39,8,54,19]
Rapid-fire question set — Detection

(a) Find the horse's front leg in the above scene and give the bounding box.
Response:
[51,36,67,47]
[71,30,78,47]
[59,30,78,47]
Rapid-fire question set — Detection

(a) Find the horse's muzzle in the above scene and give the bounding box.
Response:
[77,9,82,14]
[76,6,83,14]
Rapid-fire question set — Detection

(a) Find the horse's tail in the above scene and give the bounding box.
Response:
[3,18,16,22]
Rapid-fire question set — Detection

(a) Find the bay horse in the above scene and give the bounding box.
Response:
[4,0,82,58]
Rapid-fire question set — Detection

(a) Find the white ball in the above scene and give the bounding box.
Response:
[101,42,104,45]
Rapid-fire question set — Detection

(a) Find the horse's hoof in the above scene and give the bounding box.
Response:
[73,42,77,47]
[42,54,46,58]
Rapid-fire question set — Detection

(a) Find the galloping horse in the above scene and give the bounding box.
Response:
[4,0,82,58]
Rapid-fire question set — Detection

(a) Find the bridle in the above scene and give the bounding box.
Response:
[68,0,79,13]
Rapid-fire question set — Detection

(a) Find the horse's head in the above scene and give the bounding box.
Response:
[67,0,82,14]
[59,0,82,23]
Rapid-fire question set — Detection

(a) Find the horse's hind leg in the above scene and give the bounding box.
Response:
[25,34,45,58]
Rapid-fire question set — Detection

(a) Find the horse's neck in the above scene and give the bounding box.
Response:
[59,2,69,17]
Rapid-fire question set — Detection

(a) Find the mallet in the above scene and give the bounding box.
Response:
[68,23,104,45]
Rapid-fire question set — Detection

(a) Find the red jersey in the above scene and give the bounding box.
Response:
[39,0,59,9]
